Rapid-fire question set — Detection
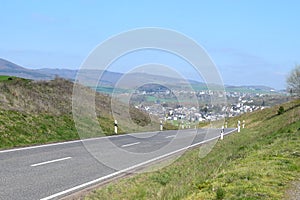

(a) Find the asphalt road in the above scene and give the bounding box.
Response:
[0,128,235,200]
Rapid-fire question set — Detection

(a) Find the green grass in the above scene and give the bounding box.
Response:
[84,99,300,200]
[0,77,170,149]
[0,110,77,148]
[0,110,121,149]
[0,107,168,149]
[0,75,13,81]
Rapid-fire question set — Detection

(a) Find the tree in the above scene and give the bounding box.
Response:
[287,65,300,97]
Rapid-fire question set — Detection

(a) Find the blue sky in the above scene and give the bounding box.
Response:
[1,0,299,89]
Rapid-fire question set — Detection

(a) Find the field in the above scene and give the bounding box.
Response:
[0,75,13,81]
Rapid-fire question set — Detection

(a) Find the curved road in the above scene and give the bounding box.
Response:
[0,128,235,200]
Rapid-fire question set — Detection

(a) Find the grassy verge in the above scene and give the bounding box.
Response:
[83,99,300,200]
[0,110,173,149]
[0,110,177,150]
[0,77,174,149]
[0,111,79,149]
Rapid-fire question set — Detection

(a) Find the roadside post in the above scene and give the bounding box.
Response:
[242,120,245,129]
[160,120,163,131]
[114,120,118,134]
[225,121,228,128]
[237,120,241,133]
[220,125,224,140]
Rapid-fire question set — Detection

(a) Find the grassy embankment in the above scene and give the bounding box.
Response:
[84,99,300,200]
[0,76,164,149]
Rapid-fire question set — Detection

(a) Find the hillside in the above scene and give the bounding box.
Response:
[0,58,50,80]
[0,76,156,149]
[0,58,281,94]
[82,99,300,200]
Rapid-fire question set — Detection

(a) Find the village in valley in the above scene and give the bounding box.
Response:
[130,86,288,127]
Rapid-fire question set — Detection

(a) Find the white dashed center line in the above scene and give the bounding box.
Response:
[121,142,140,148]
[31,157,72,167]
[165,135,176,139]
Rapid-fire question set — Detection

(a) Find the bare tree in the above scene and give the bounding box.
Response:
[287,65,300,97]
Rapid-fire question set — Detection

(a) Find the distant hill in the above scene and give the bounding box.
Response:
[0,58,51,80]
[0,58,201,88]
[0,58,279,93]
[34,68,193,89]
[35,68,78,80]
[226,85,274,91]
[225,85,277,93]
[0,58,25,71]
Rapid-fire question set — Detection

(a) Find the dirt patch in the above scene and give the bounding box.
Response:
[286,180,300,200]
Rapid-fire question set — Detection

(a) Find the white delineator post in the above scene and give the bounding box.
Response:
[160,120,163,131]
[220,125,224,140]
[237,120,241,133]
[225,121,228,128]
[114,120,118,134]
[242,120,245,129]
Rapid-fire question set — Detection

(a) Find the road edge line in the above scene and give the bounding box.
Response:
[40,128,237,200]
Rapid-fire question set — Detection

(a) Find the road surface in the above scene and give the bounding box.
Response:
[0,128,235,200]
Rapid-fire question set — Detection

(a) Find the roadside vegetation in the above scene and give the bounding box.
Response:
[0,76,163,149]
[84,99,300,200]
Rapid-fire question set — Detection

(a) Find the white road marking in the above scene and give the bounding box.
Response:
[31,157,72,167]
[121,142,140,148]
[0,134,130,154]
[0,130,169,154]
[40,128,237,200]
[165,135,176,139]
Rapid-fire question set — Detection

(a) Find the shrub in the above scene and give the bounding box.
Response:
[277,106,285,115]
[216,187,225,199]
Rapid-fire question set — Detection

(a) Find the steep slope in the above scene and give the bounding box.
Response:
[0,76,155,149]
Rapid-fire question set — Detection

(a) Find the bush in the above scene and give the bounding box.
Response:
[151,172,171,186]
[216,187,225,199]
[277,106,285,115]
